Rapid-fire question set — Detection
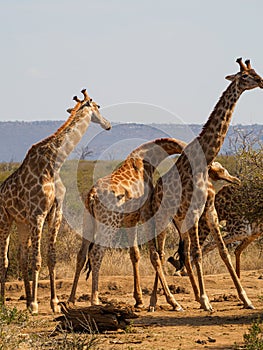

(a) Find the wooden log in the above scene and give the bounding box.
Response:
[55,302,138,332]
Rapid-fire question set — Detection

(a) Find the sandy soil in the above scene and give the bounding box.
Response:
[4,269,263,350]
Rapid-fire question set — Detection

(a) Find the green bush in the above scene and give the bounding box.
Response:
[0,304,28,326]
[243,318,263,350]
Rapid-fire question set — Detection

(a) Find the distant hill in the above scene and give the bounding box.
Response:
[0,121,262,162]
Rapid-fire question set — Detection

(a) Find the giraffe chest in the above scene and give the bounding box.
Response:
[153,170,208,226]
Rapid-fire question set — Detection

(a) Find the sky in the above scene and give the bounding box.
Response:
[0,0,263,125]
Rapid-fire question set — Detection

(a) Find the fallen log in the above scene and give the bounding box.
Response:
[55,302,138,332]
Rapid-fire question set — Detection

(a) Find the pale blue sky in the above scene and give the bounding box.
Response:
[1,0,262,124]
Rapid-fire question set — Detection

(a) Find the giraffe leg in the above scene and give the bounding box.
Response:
[234,231,261,278]
[148,235,183,312]
[128,226,144,308]
[0,209,12,305]
[149,230,166,312]
[149,272,159,312]
[207,205,254,309]
[180,232,201,304]
[142,207,183,311]
[29,215,46,314]
[68,210,95,304]
[89,244,106,305]
[46,205,63,313]
[129,245,144,308]
[157,230,167,269]
[17,223,32,308]
[187,224,213,311]
[68,238,91,303]
[0,231,11,304]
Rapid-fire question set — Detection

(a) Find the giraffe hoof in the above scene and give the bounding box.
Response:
[201,306,213,312]
[200,304,213,312]
[52,304,61,314]
[245,303,255,310]
[174,306,184,312]
[134,302,144,309]
[200,295,213,312]
[148,306,155,312]
[29,302,39,315]
[51,298,61,313]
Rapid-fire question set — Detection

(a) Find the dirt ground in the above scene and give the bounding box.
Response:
[4,269,263,350]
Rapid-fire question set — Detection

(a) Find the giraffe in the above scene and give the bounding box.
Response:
[69,156,239,309]
[0,89,111,314]
[170,181,262,279]
[194,184,262,278]
[145,58,263,312]
[68,137,187,308]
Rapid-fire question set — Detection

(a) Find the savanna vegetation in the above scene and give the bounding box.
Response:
[0,131,261,282]
[0,132,262,349]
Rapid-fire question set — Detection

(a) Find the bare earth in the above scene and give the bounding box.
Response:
[4,269,263,350]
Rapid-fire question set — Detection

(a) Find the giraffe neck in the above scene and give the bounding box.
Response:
[197,80,242,165]
[51,107,92,170]
[129,138,187,167]
[29,107,92,171]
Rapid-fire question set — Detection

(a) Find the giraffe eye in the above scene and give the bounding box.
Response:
[242,74,249,78]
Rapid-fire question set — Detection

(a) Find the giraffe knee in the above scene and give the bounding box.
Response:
[0,256,9,270]
[47,250,56,266]
[150,251,160,267]
[4,257,8,269]
[192,250,201,263]
[48,258,56,271]
[159,252,165,264]
[77,249,87,265]
[218,246,231,260]
[130,248,140,262]
[35,256,42,271]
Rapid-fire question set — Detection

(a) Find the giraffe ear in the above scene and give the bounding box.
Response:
[225,74,236,81]
[66,108,72,114]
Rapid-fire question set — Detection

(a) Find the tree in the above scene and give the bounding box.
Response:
[74,145,93,160]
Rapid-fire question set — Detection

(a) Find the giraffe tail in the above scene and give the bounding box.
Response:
[167,236,185,271]
[84,242,94,281]
[84,260,91,281]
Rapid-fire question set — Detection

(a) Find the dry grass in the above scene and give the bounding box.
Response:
[100,249,155,277]
[50,238,263,282]
[202,241,263,276]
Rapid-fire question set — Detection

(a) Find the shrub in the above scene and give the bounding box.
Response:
[242,318,263,350]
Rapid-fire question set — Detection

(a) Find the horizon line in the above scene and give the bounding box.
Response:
[0,120,262,126]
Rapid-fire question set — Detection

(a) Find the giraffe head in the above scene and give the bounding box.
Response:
[209,162,240,185]
[68,89,111,130]
[225,58,263,91]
